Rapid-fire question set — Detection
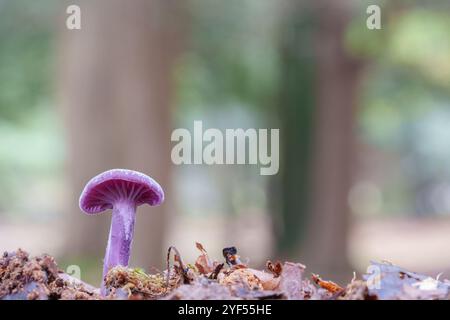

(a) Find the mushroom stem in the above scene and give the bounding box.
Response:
[102,200,136,294]
[79,169,165,296]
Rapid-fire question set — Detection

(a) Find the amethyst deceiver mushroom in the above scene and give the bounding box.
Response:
[79,169,164,294]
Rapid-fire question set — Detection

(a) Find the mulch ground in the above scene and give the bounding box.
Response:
[1,243,449,300]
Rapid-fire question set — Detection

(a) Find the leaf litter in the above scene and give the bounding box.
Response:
[1,244,450,300]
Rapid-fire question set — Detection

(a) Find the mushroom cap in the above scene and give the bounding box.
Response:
[79,169,164,214]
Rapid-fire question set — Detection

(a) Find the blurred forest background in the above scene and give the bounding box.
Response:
[1,0,450,285]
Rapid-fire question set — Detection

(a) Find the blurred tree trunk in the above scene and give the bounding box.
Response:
[303,0,363,281]
[272,2,316,258]
[58,0,185,276]
[274,0,362,281]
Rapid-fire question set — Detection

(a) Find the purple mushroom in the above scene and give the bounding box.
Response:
[79,169,164,294]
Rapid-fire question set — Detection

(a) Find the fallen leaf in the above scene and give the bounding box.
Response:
[311,273,343,294]
[194,242,214,274]
[266,261,283,277]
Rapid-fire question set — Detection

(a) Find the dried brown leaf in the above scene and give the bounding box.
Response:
[311,273,344,294]
[266,261,283,277]
[195,242,206,253]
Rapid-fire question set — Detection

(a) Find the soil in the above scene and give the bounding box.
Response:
[1,245,450,300]
[0,249,101,300]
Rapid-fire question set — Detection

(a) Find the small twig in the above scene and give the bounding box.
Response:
[166,246,189,288]
[209,263,224,280]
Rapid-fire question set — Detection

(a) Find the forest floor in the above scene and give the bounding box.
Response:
[2,216,450,276]
[1,243,450,300]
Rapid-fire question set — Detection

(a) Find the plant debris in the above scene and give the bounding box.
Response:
[104,266,168,299]
[360,261,450,300]
[0,249,100,300]
[166,246,194,287]
[2,245,450,300]
[312,273,344,294]
[222,247,242,266]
